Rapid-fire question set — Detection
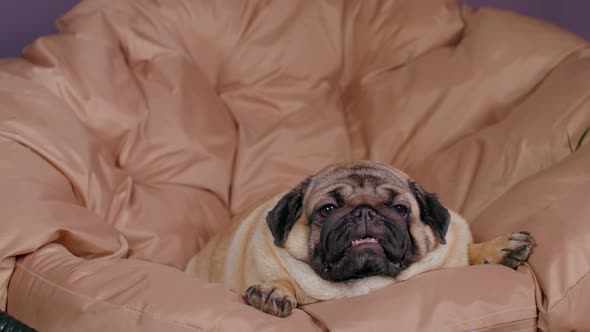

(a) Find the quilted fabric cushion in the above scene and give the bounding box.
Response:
[0,0,588,331]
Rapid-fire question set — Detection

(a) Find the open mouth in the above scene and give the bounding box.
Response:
[351,237,379,247]
[327,235,384,265]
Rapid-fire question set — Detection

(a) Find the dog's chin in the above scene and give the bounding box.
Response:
[319,242,403,282]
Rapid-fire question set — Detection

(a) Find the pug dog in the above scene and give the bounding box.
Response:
[185,161,534,317]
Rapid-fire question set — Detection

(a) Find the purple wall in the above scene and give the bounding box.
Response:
[0,0,79,58]
[0,1,588,58]
[464,0,590,41]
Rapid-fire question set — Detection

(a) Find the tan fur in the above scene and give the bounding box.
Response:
[185,161,533,316]
[467,231,534,268]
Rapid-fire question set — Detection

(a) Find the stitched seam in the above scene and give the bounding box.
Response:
[452,305,536,326]
[14,263,206,332]
[547,268,590,311]
[471,317,537,332]
[509,327,536,332]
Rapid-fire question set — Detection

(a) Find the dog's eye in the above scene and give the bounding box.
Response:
[393,205,408,216]
[318,204,336,218]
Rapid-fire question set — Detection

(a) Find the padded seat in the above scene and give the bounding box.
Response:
[0,0,589,331]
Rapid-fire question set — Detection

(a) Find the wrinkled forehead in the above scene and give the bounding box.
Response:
[303,161,410,207]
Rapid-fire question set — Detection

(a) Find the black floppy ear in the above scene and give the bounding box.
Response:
[266,178,310,246]
[409,181,450,245]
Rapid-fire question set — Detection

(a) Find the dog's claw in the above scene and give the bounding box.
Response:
[244,284,297,317]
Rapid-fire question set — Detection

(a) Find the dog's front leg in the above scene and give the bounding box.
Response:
[243,280,298,317]
[468,231,535,269]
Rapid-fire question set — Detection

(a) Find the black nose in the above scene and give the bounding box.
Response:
[353,206,377,222]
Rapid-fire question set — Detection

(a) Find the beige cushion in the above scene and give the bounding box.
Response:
[0,0,588,330]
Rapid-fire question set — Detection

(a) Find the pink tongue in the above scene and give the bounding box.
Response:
[351,238,378,246]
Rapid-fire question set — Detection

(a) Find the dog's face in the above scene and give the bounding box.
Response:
[266,161,450,282]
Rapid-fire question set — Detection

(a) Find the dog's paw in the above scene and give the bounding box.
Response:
[243,283,297,318]
[497,231,535,268]
[469,231,535,269]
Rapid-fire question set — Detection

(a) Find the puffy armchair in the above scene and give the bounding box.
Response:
[0,1,588,331]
